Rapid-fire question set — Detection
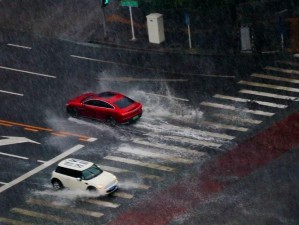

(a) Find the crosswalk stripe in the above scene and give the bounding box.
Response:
[212,113,262,125]
[214,94,287,108]
[162,135,222,148]
[117,146,193,164]
[104,156,175,172]
[119,181,150,190]
[252,73,299,84]
[238,80,299,93]
[100,165,163,180]
[294,54,299,58]
[27,198,103,218]
[239,89,299,101]
[85,199,120,208]
[264,66,299,75]
[135,122,234,140]
[200,101,274,116]
[132,139,206,156]
[200,121,248,132]
[112,191,134,199]
[276,60,299,67]
[0,217,35,225]
[11,208,70,223]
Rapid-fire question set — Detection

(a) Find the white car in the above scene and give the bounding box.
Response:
[51,158,118,194]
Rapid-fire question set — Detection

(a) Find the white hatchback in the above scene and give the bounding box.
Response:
[51,158,118,194]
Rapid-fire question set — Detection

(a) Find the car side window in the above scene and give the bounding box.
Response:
[55,167,81,178]
[84,100,96,106]
[94,100,114,109]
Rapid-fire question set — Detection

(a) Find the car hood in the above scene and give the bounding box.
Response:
[86,171,117,188]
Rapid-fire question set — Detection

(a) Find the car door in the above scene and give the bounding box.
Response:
[80,100,97,118]
[93,100,114,121]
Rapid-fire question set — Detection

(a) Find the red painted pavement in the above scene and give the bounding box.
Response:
[108,111,299,225]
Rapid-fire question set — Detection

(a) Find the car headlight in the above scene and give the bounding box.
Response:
[96,185,104,189]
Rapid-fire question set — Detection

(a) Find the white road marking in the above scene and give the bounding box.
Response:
[200,101,274,116]
[104,156,175,172]
[132,139,206,156]
[0,89,23,96]
[0,182,7,185]
[37,160,46,163]
[98,77,188,82]
[112,191,134,199]
[146,92,189,102]
[276,60,299,67]
[161,135,222,148]
[294,54,299,57]
[0,136,40,146]
[7,43,32,49]
[252,73,299,84]
[117,147,193,164]
[27,198,103,218]
[239,80,299,93]
[200,120,248,132]
[85,199,120,208]
[264,66,299,75]
[214,94,287,108]
[11,208,70,223]
[212,113,262,125]
[119,181,150,190]
[0,66,56,78]
[0,152,28,160]
[239,89,299,101]
[0,144,84,193]
[87,137,97,142]
[0,217,35,225]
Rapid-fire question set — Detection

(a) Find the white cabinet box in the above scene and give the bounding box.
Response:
[146,13,165,44]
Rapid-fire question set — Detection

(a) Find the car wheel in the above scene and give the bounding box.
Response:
[52,179,63,191]
[67,107,78,117]
[87,186,97,192]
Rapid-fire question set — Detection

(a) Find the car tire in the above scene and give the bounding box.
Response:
[52,179,63,191]
[87,186,97,192]
[67,107,78,117]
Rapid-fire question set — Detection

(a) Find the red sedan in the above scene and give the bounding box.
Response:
[66,91,142,124]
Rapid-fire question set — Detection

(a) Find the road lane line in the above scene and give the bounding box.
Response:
[0,182,7,185]
[104,156,175,172]
[0,152,28,160]
[200,121,248,132]
[0,122,13,127]
[145,92,189,102]
[7,43,32,49]
[117,147,193,164]
[238,80,299,93]
[0,119,52,131]
[0,217,35,225]
[276,60,299,67]
[132,139,206,156]
[0,66,56,78]
[0,89,23,96]
[24,128,38,132]
[51,132,67,137]
[200,101,274,116]
[112,191,134,199]
[0,144,84,193]
[98,77,188,82]
[11,208,70,223]
[252,73,299,84]
[264,66,299,75]
[214,94,287,108]
[85,199,120,208]
[27,198,103,218]
[239,89,299,101]
[212,113,262,125]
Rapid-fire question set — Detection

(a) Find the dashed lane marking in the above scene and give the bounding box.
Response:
[85,199,120,208]
[0,144,84,193]
[11,208,71,223]
[238,80,299,93]
[200,101,274,116]
[0,66,56,79]
[214,94,287,108]
[104,156,175,172]
[27,198,104,218]
[117,147,193,164]
[0,89,23,96]
[0,217,35,225]
[239,89,299,101]
[252,73,299,84]
[212,113,262,125]
[0,152,28,160]
[7,43,32,49]
[264,66,299,75]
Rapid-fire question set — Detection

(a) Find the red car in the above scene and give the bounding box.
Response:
[66,91,142,124]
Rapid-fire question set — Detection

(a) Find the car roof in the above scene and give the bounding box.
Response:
[58,158,93,171]
[87,91,125,104]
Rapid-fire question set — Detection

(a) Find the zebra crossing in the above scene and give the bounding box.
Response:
[2,54,299,224]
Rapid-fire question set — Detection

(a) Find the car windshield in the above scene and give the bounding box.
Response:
[98,92,116,98]
[114,97,134,109]
[81,164,103,180]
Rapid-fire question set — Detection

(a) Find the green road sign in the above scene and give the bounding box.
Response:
[121,0,138,7]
